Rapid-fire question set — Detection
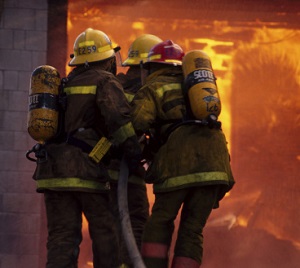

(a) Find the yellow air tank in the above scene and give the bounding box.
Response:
[27,65,61,144]
[182,50,221,120]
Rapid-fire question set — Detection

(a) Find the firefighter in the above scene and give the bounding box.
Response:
[131,40,235,268]
[31,28,143,268]
[108,34,163,268]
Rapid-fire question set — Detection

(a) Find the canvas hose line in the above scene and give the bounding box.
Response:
[118,156,146,268]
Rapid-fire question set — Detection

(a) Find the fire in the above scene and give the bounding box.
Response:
[229,26,300,252]
[66,1,300,267]
[132,21,145,31]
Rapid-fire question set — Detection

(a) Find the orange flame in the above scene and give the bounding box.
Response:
[67,2,300,266]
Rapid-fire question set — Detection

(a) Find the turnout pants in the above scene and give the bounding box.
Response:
[141,186,219,268]
[44,190,120,268]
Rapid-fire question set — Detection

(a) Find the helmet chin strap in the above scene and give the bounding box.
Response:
[111,57,117,76]
[140,60,147,85]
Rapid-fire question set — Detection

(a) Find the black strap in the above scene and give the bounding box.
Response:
[66,135,93,154]
[163,116,221,143]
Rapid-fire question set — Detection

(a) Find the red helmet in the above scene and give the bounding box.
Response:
[146,40,184,66]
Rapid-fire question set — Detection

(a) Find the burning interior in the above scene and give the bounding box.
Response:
[47,1,300,267]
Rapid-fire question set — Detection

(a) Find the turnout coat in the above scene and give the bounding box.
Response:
[131,66,234,205]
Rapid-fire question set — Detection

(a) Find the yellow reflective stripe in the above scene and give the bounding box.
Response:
[108,169,145,185]
[112,122,136,144]
[139,53,149,58]
[79,40,95,47]
[36,177,110,191]
[156,83,181,98]
[64,85,97,95]
[98,44,113,53]
[165,59,182,65]
[123,58,137,64]
[149,54,161,61]
[125,92,135,103]
[154,171,229,191]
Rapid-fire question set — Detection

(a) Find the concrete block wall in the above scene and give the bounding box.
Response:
[0,0,48,267]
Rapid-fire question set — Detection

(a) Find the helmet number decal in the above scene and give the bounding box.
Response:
[129,50,139,58]
[78,45,97,55]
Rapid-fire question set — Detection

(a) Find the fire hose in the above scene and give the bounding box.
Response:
[118,156,146,268]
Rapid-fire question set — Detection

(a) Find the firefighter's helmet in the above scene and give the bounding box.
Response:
[145,40,185,66]
[122,34,163,66]
[69,28,119,66]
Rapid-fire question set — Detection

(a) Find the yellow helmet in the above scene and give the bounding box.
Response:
[69,28,118,66]
[122,34,163,66]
